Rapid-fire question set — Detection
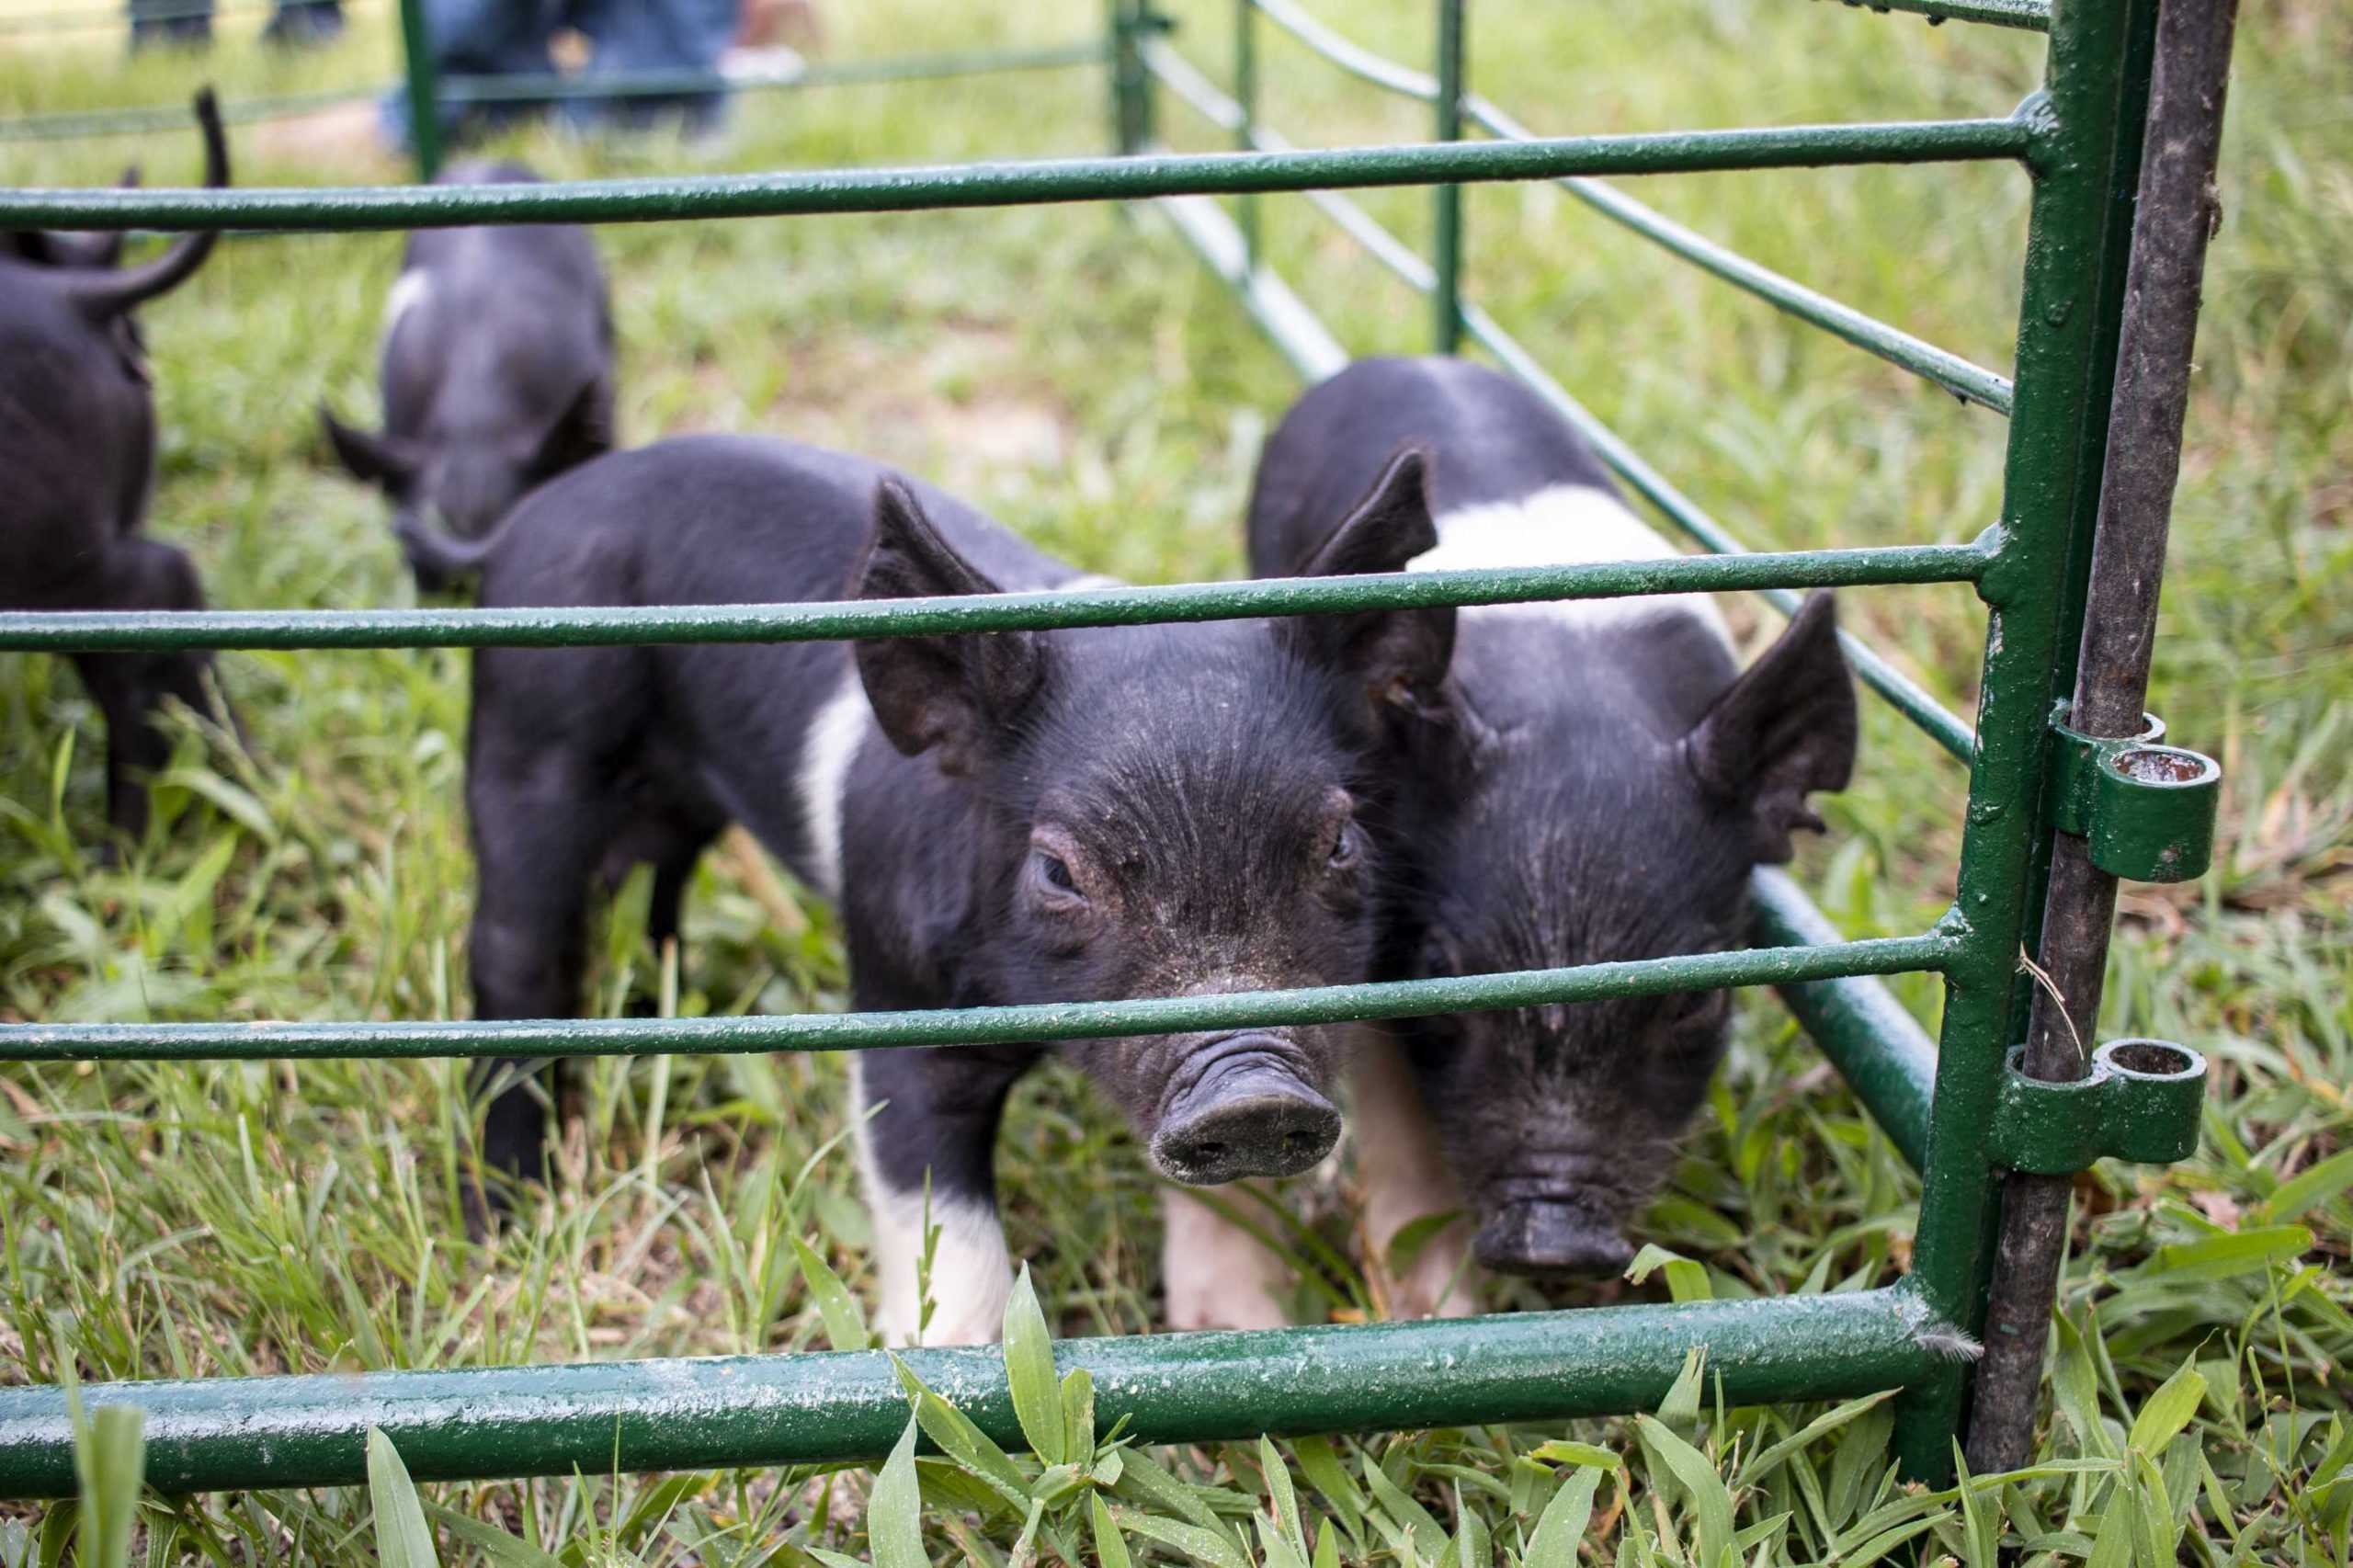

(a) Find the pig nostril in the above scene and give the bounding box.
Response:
[1150,1075,1342,1186]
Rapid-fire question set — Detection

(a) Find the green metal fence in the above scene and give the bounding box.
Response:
[0,0,2235,1500]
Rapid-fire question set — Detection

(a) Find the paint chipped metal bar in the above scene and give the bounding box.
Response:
[1808,0,2052,31]
[1891,0,2161,1482]
[0,1287,1955,1497]
[1967,0,2240,1474]
[0,116,2035,231]
[0,929,1956,1062]
[0,544,1988,654]
[1751,869,1939,1170]
[1466,97,2016,414]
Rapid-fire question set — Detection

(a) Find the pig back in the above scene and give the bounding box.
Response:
[1247,356,1617,577]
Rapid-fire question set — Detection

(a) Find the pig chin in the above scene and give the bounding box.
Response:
[1471,1196,1637,1280]
[1458,1149,1663,1281]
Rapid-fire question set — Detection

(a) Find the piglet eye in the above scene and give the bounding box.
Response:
[1327,822,1361,869]
[1025,845,1088,911]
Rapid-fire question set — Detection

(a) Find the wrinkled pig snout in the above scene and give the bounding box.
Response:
[1472,1200,1635,1280]
[1149,1035,1340,1186]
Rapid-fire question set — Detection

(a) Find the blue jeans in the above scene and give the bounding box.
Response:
[384,0,738,149]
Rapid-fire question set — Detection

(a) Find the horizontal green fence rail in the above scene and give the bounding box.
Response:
[0,116,2035,229]
[0,545,1986,653]
[0,928,1956,1062]
[0,1287,1952,1497]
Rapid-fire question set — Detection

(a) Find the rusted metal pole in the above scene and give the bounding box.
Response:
[1966,0,2239,1473]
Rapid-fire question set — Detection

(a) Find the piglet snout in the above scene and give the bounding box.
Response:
[1151,1036,1340,1186]
[1472,1200,1635,1280]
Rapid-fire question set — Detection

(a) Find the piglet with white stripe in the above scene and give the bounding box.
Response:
[1247,357,1857,1301]
[456,434,1451,1343]
[320,161,614,592]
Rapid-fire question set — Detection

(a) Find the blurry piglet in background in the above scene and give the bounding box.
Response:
[0,90,235,847]
[1247,355,1857,1314]
[320,160,615,593]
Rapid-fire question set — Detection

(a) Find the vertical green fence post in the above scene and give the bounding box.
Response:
[1109,0,1156,154]
[1892,0,2161,1483]
[1431,0,1464,351]
[395,0,442,180]
[1235,0,1260,264]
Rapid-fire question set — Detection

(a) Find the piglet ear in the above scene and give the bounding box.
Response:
[1282,445,1454,720]
[854,478,1050,778]
[319,404,424,490]
[1684,590,1858,863]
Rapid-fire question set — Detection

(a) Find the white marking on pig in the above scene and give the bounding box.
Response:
[1347,1027,1482,1319]
[381,269,429,344]
[852,1057,1013,1347]
[1161,1186,1293,1331]
[1414,483,1733,647]
[796,665,871,901]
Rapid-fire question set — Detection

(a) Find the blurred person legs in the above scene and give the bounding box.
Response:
[381,0,565,153]
[560,0,741,136]
[262,0,346,45]
[130,0,345,49]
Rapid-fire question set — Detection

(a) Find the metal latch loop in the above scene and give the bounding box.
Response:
[2048,705,2220,882]
[1991,1039,2207,1175]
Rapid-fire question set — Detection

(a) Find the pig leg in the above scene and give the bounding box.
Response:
[851,1042,1038,1346]
[596,802,723,960]
[1351,1028,1482,1319]
[462,718,626,1224]
[72,537,212,847]
[1161,1185,1295,1330]
[72,651,169,847]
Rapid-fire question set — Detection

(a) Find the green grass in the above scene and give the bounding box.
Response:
[3,0,2349,1561]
